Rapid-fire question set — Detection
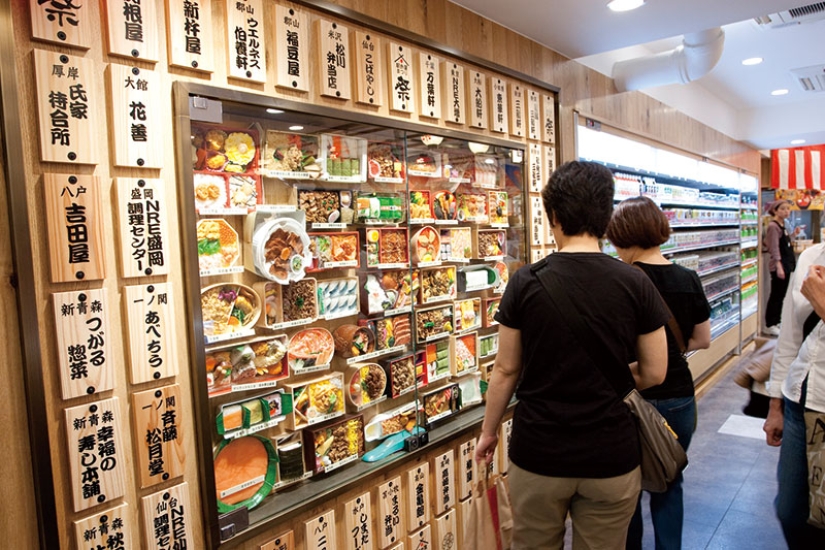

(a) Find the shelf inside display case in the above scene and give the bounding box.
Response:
[175,83,528,546]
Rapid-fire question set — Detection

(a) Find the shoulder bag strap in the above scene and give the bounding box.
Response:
[631,264,687,354]
[530,260,633,398]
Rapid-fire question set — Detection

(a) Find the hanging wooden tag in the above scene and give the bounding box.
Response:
[43,173,105,282]
[304,510,336,550]
[489,77,509,133]
[458,438,476,501]
[544,145,557,176]
[103,0,159,62]
[378,476,404,548]
[466,70,488,129]
[108,65,163,169]
[527,90,540,141]
[509,83,524,138]
[406,462,431,531]
[115,178,171,278]
[353,31,384,106]
[344,492,374,550]
[441,61,466,125]
[74,503,133,550]
[432,449,455,516]
[34,50,98,165]
[388,42,415,114]
[30,1,93,49]
[432,509,457,550]
[65,398,126,512]
[124,283,177,384]
[417,53,441,120]
[528,143,543,194]
[530,195,544,247]
[542,93,556,144]
[53,288,113,399]
[141,483,194,550]
[500,418,513,473]
[226,0,266,83]
[260,530,295,550]
[132,385,185,488]
[166,0,215,73]
[275,4,309,91]
[317,20,351,100]
[407,524,431,550]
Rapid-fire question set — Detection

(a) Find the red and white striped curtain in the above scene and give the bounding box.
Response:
[772,145,825,189]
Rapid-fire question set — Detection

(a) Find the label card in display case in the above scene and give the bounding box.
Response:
[418,52,441,119]
[528,143,543,193]
[275,5,309,91]
[527,90,541,141]
[53,288,113,399]
[124,283,177,384]
[141,483,194,550]
[103,0,159,62]
[530,195,544,247]
[466,70,488,129]
[34,50,98,164]
[116,178,171,278]
[30,0,93,49]
[489,77,509,133]
[433,449,455,516]
[544,145,557,176]
[317,20,351,99]
[354,31,384,106]
[65,398,126,512]
[132,385,186,488]
[542,93,556,144]
[458,438,476,501]
[378,476,404,548]
[441,61,466,124]
[260,530,295,550]
[44,173,105,282]
[388,42,415,114]
[433,509,457,550]
[226,0,265,83]
[74,503,133,550]
[500,418,513,473]
[107,65,163,169]
[166,0,215,73]
[509,83,524,138]
[344,493,374,550]
[304,510,336,550]
[406,462,431,530]
[532,248,546,264]
[407,524,431,550]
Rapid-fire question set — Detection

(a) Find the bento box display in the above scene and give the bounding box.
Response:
[414,349,428,388]
[452,332,478,376]
[287,328,335,372]
[361,270,420,315]
[381,354,417,398]
[365,227,409,268]
[488,191,509,225]
[257,279,319,328]
[364,402,419,441]
[362,313,413,350]
[317,277,360,319]
[425,339,451,382]
[479,333,499,359]
[213,435,278,513]
[321,134,367,182]
[216,389,290,436]
[454,298,482,332]
[474,229,506,259]
[286,373,345,429]
[197,219,241,273]
[440,228,472,262]
[355,193,405,223]
[483,298,502,327]
[410,226,441,264]
[304,415,366,474]
[368,142,405,182]
[297,189,354,225]
[420,266,457,303]
[432,190,457,221]
[409,190,433,221]
[308,231,359,270]
[204,336,288,394]
[415,304,454,342]
[194,173,229,211]
[407,151,441,177]
[457,372,483,407]
[275,434,309,484]
[264,131,322,178]
[472,155,498,188]
[422,383,462,424]
[346,363,388,409]
[249,216,313,284]
[457,192,488,223]
[200,283,262,340]
[456,264,500,293]
[493,261,510,294]
[193,125,260,174]
[333,324,376,359]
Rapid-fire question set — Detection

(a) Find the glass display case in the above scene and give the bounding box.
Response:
[174,83,527,545]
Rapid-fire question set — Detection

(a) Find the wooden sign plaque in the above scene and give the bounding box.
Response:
[317,20,352,99]
[490,77,509,134]
[406,462,431,531]
[544,145,557,177]
[528,143,543,194]
[166,0,215,73]
[458,438,476,501]
[508,83,525,138]
[353,31,384,106]
[432,449,455,516]
[442,61,466,125]
[388,42,415,114]
[141,483,194,550]
[433,509,457,550]
[226,0,266,83]
[378,476,404,548]
[407,524,431,550]
[132,384,186,488]
[417,52,441,120]
[274,4,309,91]
[74,503,133,550]
[103,0,159,62]
[108,65,163,169]
[466,70,488,129]
[124,283,177,384]
[304,510,336,550]
[500,418,514,473]
[542,93,556,144]
[344,492,374,550]
[260,530,295,550]
[527,89,541,141]
[30,0,93,49]
[116,178,171,278]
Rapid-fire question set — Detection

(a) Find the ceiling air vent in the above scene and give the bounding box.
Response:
[790,65,825,92]
[754,2,825,28]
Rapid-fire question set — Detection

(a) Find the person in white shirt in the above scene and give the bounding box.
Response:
[763,243,825,548]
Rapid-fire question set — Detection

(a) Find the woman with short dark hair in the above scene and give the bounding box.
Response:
[764,199,799,335]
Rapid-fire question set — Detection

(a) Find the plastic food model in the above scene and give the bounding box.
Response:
[252,218,312,284]
[197,219,240,272]
[306,416,365,474]
[209,338,287,387]
[361,270,420,315]
[298,190,343,224]
[426,340,451,380]
[367,314,412,349]
[308,232,359,270]
[476,230,506,258]
[415,305,454,342]
[409,190,432,220]
[414,350,428,388]
[455,298,481,331]
[279,279,318,323]
[289,375,345,429]
[453,333,477,375]
[411,226,440,264]
[488,191,509,225]
[205,349,233,394]
[216,389,288,435]
[432,191,457,220]
[383,354,417,398]
[266,132,321,176]
[473,155,498,187]
[355,194,405,223]
[493,261,509,293]
[194,174,228,210]
[440,228,472,262]
[479,333,499,358]
[484,298,501,327]
[333,324,376,358]
[365,228,409,267]
[323,134,364,179]
[457,193,488,223]
[421,267,457,303]
[276,437,306,483]
[200,284,261,337]
[422,384,461,423]
[407,153,440,176]
[364,403,418,441]
[228,175,258,209]
[347,364,387,408]
[193,126,258,173]
[213,435,277,512]
[288,328,335,371]
[368,143,404,180]
[317,278,359,318]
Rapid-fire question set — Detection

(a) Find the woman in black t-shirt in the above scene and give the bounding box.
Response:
[607,196,712,550]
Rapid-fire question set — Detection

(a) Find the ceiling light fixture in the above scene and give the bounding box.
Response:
[468,142,490,154]
[288,125,304,131]
[791,139,806,145]
[741,57,763,66]
[771,89,789,96]
[607,0,646,12]
[266,108,284,114]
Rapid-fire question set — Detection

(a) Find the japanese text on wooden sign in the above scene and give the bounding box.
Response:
[344,493,373,550]
[317,20,351,99]
[406,463,430,530]
[509,83,524,138]
[418,52,441,119]
[108,65,163,168]
[116,178,170,278]
[141,483,193,550]
[124,283,177,384]
[73,503,132,550]
[529,143,543,194]
[133,385,185,488]
[275,5,308,91]
[388,42,414,113]
[434,449,455,515]
[442,61,466,124]
[459,438,476,501]
[467,70,488,129]
[166,0,215,72]
[527,90,540,141]
[30,0,93,49]
[378,476,404,548]
[304,510,336,550]
[104,0,159,62]
[354,31,384,106]
[542,93,556,144]
[227,0,265,82]
[490,77,509,134]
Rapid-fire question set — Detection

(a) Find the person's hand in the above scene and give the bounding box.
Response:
[763,399,784,447]
[475,432,499,465]
[777,264,786,280]
[793,226,802,237]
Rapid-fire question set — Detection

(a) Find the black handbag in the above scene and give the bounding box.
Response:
[531,259,688,492]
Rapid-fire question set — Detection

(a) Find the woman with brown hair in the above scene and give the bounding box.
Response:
[764,199,800,335]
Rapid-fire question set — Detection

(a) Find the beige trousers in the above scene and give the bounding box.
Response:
[508,462,641,550]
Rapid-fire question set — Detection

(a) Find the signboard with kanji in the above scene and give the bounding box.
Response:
[274,4,309,91]
[116,178,170,278]
[34,50,97,164]
[544,145,557,177]
[304,510,336,550]
[500,418,513,473]
[530,195,544,247]
[166,0,215,73]
[441,61,466,125]
[65,398,126,512]
[31,0,93,49]
[388,42,415,114]
[74,503,132,550]
[418,53,441,120]
[260,530,295,550]
[53,288,113,399]
[458,438,476,501]
[132,385,185,488]
[317,20,351,99]
[489,77,509,134]
[508,83,524,138]
[103,0,159,62]
[226,0,266,83]
[528,143,543,194]
[406,463,431,531]
[407,524,431,550]
[433,509,457,550]
[542,93,556,144]
[378,476,404,548]
[353,31,384,106]
[344,493,374,550]
[44,173,105,282]
[140,483,194,550]
[432,449,455,516]
[466,70,488,129]
[108,65,163,169]
[527,89,540,141]
[124,283,177,384]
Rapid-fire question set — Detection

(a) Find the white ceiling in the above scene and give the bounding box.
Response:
[451,0,825,154]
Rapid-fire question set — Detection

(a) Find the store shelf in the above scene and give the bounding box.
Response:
[670,222,739,229]
[711,313,740,339]
[741,305,758,320]
[696,262,740,278]
[740,220,759,226]
[662,239,740,255]
[741,258,758,268]
[706,286,740,303]
[741,239,760,249]
[741,274,758,285]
